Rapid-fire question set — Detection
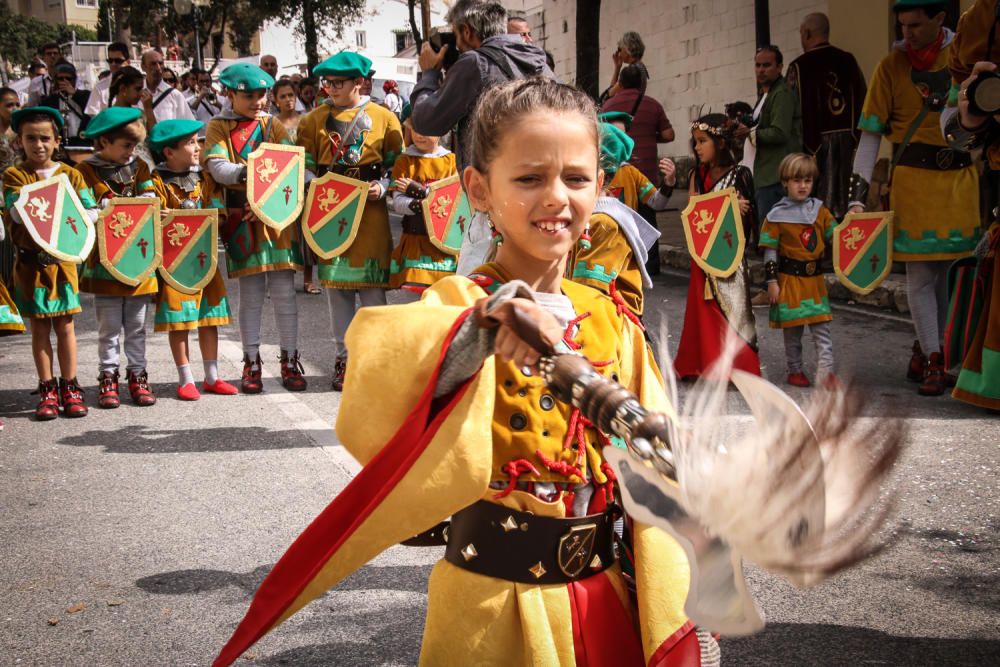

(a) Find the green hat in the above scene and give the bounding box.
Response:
[83,106,143,139]
[598,111,633,130]
[893,0,945,9]
[399,101,412,124]
[599,123,634,177]
[219,63,275,92]
[148,119,205,155]
[313,51,373,78]
[11,106,65,133]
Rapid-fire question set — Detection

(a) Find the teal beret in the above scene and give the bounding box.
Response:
[597,111,633,130]
[313,52,373,78]
[599,123,635,177]
[400,101,412,124]
[148,119,205,154]
[83,106,143,139]
[893,0,946,9]
[219,63,275,92]
[11,106,64,133]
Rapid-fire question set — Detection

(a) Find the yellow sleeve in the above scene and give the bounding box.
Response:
[759,217,780,248]
[136,161,157,195]
[202,119,231,162]
[150,173,170,207]
[2,166,29,210]
[859,56,892,134]
[382,111,404,167]
[571,212,632,294]
[295,111,320,172]
[390,154,413,181]
[634,168,657,206]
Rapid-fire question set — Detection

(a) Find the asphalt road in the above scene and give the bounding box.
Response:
[1,262,998,666]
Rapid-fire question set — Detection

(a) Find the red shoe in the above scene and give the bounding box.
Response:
[58,377,88,418]
[176,382,201,401]
[241,354,263,394]
[202,378,238,395]
[787,372,812,387]
[918,352,947,396]
[127,370,157,406]
[907,340,926,382]
[280,350,307,392]
[97,370,120,409]
[331,356,347,392]
[34,379,60,421]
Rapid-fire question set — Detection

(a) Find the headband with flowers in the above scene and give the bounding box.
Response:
[689,121,727,136]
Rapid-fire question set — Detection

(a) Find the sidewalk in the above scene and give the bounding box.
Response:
[654,191,910,313]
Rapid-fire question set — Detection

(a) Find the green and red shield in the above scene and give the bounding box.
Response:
[301,171,367,259]
[96,198,162,286]
[833,211,893,295]
[421,174,471,256]
[13,173,95,263]
[158,209,219,295]
[680,187,746,278]
[246,143,305,232]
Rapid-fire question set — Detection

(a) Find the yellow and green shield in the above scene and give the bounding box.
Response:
[158,209,219,294]
[246,143,305,232]
[680,187,745,278]
[96,198,162,286]
[301,171,367,259]
[833,211,893,295]
[13,173,95,263]
[421,174,471,256]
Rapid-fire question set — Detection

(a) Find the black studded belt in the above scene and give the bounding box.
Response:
[893,142,973,171]
[441,500,618,585]
[778,256,823,277]
[16,246,58,268]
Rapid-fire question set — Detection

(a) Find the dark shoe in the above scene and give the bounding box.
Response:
[58,377,88,418]
[787,372,812,388]
[127,370,157,406]
[918,352,948,396]
[907,340,927,382]
[97,370,121,409]
[35,379,60,421]
[331,356,347,392]
[280,350,307,391]
[241,354,263,394]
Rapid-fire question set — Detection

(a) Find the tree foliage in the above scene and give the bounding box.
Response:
[0,5,98,74]
[257,0,367,72]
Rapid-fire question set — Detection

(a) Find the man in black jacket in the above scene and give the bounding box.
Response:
[41,63,90,149]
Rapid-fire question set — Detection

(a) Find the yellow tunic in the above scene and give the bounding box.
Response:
[0,278,24,334]
[3,163,94,317]
[296,101,403,288]
[202,115,303,278]
[151,172,231,332]
[569,211,645,316]
[760,205,836,329]
[389,149,458,289]
[75,159,160,297]
[859,42,980,261]
[607,163,657,212]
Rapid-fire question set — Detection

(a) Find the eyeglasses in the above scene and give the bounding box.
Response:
[107,57,126,64]
[322,78,351,89]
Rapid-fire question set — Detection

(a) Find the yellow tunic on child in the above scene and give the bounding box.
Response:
[607,163,657,212]
[570,211,645,316]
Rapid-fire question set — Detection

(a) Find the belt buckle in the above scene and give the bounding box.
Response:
[935,148,955,170]
[344,167,361,180]
[805,261,816,276]
[557,523,598,577]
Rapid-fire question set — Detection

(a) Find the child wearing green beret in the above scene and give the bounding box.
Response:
[149,118,237,401]
[76,105,161,409]
[201,62,305,394]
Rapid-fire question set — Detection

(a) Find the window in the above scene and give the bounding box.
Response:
[393,29,414,54]
[76,0,98,7]
[355,30,367,48]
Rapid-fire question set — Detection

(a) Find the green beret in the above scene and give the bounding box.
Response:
[893,0,946,9]
[599,123,635,177]
[597,111,633,130]
[148,119,205,155]
[399,101,412,124]
[83,106,142,139]
[11,106,64,133]
[313,51,373,78]
[219,63,275,92]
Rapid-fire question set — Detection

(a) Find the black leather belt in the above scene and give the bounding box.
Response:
[779,256,823,277]
[318,162,384,182]
[894,142,973,171]
[443,500,618,585]
[400,214,426,235]
[16,246,57,267]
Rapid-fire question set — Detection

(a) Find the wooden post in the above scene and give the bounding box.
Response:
[421,0,432,39]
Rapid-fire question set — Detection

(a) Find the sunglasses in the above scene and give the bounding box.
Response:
[107,57,127,64]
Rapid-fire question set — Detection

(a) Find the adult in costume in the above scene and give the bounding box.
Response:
[849,0,981,396]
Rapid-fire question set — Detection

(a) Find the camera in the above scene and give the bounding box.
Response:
[429,30,460,70]
[966,70,1000,117]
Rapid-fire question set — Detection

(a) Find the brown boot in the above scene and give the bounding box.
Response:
[907,340,927,382]
[918,352,948,396]
[58,377,88,418]
[34,379,60,421]
[280,350,307,392]
[331,356,347,392]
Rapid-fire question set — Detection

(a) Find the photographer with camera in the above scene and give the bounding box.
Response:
[186,68,221,138]
[40,63,90,149]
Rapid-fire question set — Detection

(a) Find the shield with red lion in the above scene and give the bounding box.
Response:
[246,143,305,232]
[158,209,219,294]
[96,198,162,286]
[300,171,368,259]
[680,187,746,278]
[833,211,894,295]
[421,174,471,256]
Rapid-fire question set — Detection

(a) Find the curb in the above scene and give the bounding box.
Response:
[658,243,910,314]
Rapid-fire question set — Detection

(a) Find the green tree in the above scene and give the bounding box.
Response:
[0,4,98,75]
[261,0,367,73]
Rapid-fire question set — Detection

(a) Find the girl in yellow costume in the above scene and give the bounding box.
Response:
[216,79,705,667]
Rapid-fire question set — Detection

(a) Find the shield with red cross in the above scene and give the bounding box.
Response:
[680,187,746,278]
[12,173,95,263]
[301,171,367,259]
[421,174,471,256]
[246,143,305,232]
[158,209,219,294]
[833,211,894,295]
[96,198,161,286]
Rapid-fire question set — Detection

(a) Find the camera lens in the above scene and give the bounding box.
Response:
[968,72,1000,117]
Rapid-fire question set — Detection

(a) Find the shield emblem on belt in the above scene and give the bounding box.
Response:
[158,209,219,294]
[96,198,161,286]
[680,187,746,278]
[246,143,305,232]
[301,171,367,259]
[421,174,471,256]
[557,524,598,578]
[12,173,95,263]
[833,211,894,295]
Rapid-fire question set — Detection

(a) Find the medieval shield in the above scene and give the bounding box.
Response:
[158,209,219,295]
[680,187,746,278]
[246,143,305,232]
[301,171,367,259]
[833,211,893,295]
[421,174,472,256]
[12,173,95,263]
[96,198,162,286]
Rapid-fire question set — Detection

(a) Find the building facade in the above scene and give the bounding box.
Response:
[7,0,100,29]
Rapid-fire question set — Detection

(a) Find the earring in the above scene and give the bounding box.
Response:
[578,223,592,250]
[487,213,503,247]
